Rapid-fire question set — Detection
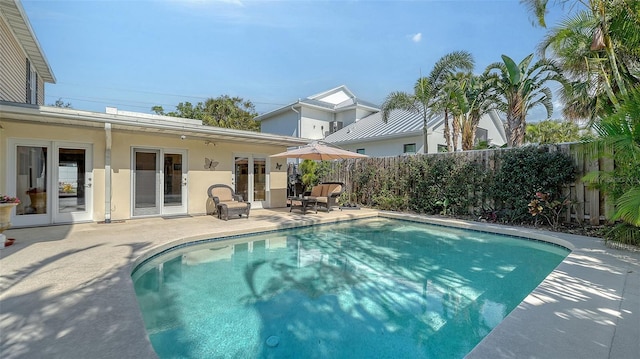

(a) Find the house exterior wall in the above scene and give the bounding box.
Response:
[0,15,28,104]
[259,109,299,137]
[478,115,506,147]
[339,134,424,157]
[1,120,290,225]
[336,109,356,127]
[300,107,333,139]
[0,13,47,105]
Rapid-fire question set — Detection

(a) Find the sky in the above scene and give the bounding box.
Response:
[22,0,567,121]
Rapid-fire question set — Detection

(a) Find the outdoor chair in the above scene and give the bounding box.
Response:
[207,184,251,220]
[306,182,344,212]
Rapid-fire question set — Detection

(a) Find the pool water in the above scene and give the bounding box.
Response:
[132,218,568,358]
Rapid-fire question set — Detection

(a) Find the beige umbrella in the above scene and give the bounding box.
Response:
[270,141,368,160]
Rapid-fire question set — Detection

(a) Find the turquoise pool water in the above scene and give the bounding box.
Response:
[132,218,568,358]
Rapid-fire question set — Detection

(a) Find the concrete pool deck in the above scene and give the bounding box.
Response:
[0,209,638,359]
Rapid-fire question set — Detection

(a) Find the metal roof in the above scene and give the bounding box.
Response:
[0,0,55,83]
[324,109,438,145]
[325,109,508,146]
[0,101,310,146]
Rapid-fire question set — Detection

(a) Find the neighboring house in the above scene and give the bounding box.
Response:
[325,109,507,156]
[255,85,380,139]
[0,0,307,227]
[0,0,55,105]
[258,85,507,156]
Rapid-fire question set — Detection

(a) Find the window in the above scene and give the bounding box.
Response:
[475,127,488,144]
[25,59,37,104]
[356,148,365,154]
[437,144,448,153]
[403,143,416,154]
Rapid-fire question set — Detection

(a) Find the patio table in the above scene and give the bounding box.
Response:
[288,196,318,214]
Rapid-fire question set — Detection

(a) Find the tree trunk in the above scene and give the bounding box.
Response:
[444,110,452,152]
[452,115,461,151]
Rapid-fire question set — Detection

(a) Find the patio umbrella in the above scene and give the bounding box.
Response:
[269,141,368,161]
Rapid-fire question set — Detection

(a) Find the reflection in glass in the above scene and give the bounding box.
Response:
[58,148,86,213]
[235,157,249,201]
[135,152,158,211]
[16,146,47,215]
[253,158,266,201]
[163,154,182,207]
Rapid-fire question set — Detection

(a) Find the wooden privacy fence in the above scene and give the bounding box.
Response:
[316,143,610,225]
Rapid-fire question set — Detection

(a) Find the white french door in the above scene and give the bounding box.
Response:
[232,154,268,209]
[132,148,187,217]
[7,139,93,226]
[53,143,93,223]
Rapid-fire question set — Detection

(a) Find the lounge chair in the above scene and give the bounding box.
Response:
[306,182,344,212]
[207,184,251,220]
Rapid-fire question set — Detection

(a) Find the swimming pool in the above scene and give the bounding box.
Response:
[132,218,569,358]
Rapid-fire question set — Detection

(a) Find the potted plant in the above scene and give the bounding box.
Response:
[0,195,20,247]
[26,188,46,214]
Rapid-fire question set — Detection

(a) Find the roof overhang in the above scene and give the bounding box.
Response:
[0,102,310,147]
[0,0,55,83]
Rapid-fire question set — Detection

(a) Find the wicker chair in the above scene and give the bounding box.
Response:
[306,182,344,212]
[207,184,251,220]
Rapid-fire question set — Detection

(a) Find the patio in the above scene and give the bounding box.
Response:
[0,208,638,359]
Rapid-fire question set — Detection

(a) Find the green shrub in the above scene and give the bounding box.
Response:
[490,146,576,223]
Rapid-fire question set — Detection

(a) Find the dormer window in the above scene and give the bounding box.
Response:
[25,59,38,104]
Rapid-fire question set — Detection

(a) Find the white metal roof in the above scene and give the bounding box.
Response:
[323,109,432,145]
[0,0,55,83]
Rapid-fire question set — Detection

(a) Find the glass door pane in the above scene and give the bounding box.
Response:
[16,146,48,216]
[134,150,160,216]
[163,154,182,207]
[234,157,249,202]
[58,148,86,213]
[253,158,266,201]
[162,151,187,215]
[54,145,93,223]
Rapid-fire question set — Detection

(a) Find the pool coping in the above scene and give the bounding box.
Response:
[1,209,638,358]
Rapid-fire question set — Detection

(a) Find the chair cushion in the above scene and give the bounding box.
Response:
[315,196,328,203]
[212,188,234,202]
[326,184,342,196]
[222,202,249,209]
[310,185,323,197]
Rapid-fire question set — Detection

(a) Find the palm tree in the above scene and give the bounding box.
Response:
[484,54,564,147]
[462,73,497,150]
[524,0,640,122]
[382,51,474,153]
[583,87,640,244]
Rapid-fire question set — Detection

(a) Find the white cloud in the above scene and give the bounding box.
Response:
[411,33,422,43]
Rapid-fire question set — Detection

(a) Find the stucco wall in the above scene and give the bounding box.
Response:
[1,120,290,224]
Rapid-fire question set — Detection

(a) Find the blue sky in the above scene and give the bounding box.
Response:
[23,0,565,120]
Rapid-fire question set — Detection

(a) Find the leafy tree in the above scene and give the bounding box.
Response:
[525,119,583,144]
[49,98,72,108]
[153,95,260,132]
[382,51,475,153]
[484,53,564,147]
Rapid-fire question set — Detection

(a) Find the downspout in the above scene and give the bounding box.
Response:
[104,123,112,223]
